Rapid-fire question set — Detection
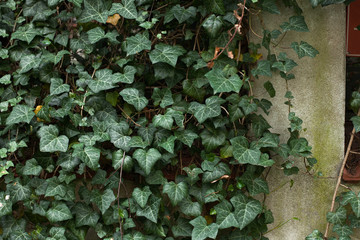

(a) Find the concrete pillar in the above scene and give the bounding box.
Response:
[251,2,346,238]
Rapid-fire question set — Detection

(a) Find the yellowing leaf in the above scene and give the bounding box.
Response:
[107,14,121,26]
[251,53,262,61]
[205,215,213,224]
[34,105,42,115]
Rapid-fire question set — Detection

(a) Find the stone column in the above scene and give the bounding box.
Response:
[251,2,346,238]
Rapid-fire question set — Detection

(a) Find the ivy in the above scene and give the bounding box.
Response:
[0,0,328,239]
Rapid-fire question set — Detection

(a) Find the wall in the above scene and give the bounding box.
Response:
[251,2,346,239]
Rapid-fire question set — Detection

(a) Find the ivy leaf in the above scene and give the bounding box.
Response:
[9,181,31,202]
[124,32,151,56]
[175,130,198,147]
[153,114,174,130]
[0,74,10,84]
[179,197,202,216]
[87,27,106,44]
[166,5,196,24]
[202,162,230,183]
[230,193,262,230]
[189,216,219,240]
[350,195,360,217]
[214,200,238,229]
[207,0,225,15]
[202,15,223,38]
[205,68,242,94]
[91,189,116,214]
[133,148,161,175]
[200,128,226,152]
[264,81,276,97]
[76,146,101,170]
[23,159,43,176]
[50,78,70,96]
[172,218,192,238]
[189,96,225,123]
[256,132,279,148]
[280,16,309,32]
[326,207,347,224]
[114,66,137,84]
[132,186,152,208]
[251,60,272,77]
[11,25,41,44]
[6,104,35,125]
[109,124,131,151]
[332,224,352,238]
[38,125,69,152]
[129,136,149,148]
[88,69,116,93]
[230,136,262,165]
[73,203,100,227]
[163,181,188,206]
[183,79,206,102]
[291,41,319,58]
[152,88,174,108]
[109,0,137,19]
[19,54,41,73]
[120,88,149,111]
[149,44,186,67]
[159,135,176,153]
[78,0,111,23]
[45,178,67,197]
[306,230,324,240]
[46,203,73,222]
[137,195,161,223]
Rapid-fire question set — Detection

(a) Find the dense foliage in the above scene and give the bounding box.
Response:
[0,0,336,239]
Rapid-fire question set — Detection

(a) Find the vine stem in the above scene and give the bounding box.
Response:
[324,108,360,239]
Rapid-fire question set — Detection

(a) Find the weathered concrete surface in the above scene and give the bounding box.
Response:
[251,2,346,239]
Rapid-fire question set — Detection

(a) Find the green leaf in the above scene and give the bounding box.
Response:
[163,181,188,206]
[260,0,280,13]
[45,178,67,197]
[9,181,31,202]
[257,132,279,148]
[91,189,116,214]
[129,136,149,149]
[172,218,192,237]
[50,78,70,96]
[327,207,347,224]
[200,128,226,152]
[189,216,219,240]
[214,200,238,229]
[11,25,41,44]
[153,114,174,130]
[179,197,202,216]
[109,124,131,151]
[78,0,111,23]
[183,79,206,102]
[152,88,174,108]
[87,27,106,44]
[149,44,186,67]
[159,135,176,153]
[137,195,161,223]
[202,15,223,38]
[114,66,137,84]
[120,88,149,111]
[189,96,225,123]
[241,176,269,195]
[125,32,152,56]
[0,74,10,85]
[350,194,360,217]
[73,203,100,227]
[19,54,41,73]
[109,0,137,19]
[133,148,161,175]
[230,193,262,230]
[132,186,152,208]
[165,5,196,24]
[291,41,319,58]
[230,136,262,165]
[264,81,275,97]
[38,125,69,152]
[205,68,242,94]
[23,159,42,176]
[88,69,117,93]
[332,224,352,237]
[6,104,35,125]
[76,146,101,170]
[175,130,198,147]
[202,162,230,183]
[46,203,73,222]
[280,16,309,32]
[207,0,225,14]
[251,60,272,77]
